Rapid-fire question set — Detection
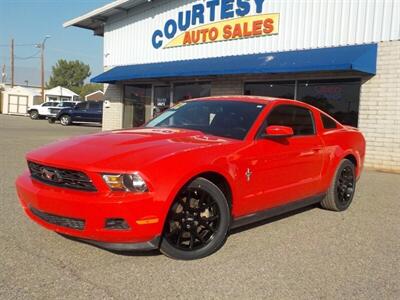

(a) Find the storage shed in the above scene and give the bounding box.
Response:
[1,85,42,115]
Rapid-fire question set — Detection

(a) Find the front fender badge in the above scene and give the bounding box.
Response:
[245,168,252,182]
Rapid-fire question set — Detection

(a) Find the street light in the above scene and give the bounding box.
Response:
[35,35,51,102]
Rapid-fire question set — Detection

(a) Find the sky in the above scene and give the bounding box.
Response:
[0,0,111,86]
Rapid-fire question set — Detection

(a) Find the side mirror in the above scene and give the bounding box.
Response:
[265,125,294,138]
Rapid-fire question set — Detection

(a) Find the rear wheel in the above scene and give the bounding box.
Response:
[321,159,356,211]
[29,110,39,120]
[60,115,72,126]
[160,177,230,260]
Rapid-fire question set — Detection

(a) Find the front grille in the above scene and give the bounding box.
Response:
[28,161,97,191]
[30,206,85,230]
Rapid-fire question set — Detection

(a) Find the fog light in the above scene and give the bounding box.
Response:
[105,218,130,230]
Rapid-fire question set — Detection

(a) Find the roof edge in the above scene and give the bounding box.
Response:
[63,0,132,28]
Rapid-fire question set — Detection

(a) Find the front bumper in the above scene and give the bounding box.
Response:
[16,171,165,250]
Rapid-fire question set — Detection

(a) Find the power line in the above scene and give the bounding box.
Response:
[15,50,41,60]
[0,43,38,47]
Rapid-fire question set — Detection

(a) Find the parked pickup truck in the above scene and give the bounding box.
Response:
[48,101,103,126]
[48,101,80,117]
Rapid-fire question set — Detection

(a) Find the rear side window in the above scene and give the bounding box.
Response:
[43,102,57,107]
[321,114,338,129]
[266,105,315,136]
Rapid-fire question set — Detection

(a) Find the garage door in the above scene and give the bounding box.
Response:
[8,95,28,114]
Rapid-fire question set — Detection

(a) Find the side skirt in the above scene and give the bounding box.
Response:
[231,193,326,230]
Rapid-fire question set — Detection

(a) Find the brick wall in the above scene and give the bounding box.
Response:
[359,41,400,172]
[103,83,124,130]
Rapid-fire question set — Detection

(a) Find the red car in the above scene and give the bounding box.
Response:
[16,96,365,260]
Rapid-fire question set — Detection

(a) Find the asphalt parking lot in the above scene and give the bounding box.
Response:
[0,114,399,299]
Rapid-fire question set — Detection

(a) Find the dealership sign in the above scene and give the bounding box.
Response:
[152,0,280,49]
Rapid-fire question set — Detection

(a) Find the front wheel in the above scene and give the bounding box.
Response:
[60,115,72,126]
[321,159,356,211]
[160,177,230,260]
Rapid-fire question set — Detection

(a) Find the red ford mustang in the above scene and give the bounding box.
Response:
[16,96,365,260]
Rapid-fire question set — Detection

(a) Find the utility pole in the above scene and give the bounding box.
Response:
[40,41,44,101]
[11,38,14,88]
[37,35,50,102]
[1,64,6,83]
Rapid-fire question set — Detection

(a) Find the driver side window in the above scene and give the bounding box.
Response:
[266,105,315,136]
[75,102,88,110]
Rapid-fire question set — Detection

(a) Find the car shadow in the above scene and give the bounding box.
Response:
[58,204,320,257]
[73,123,102,128]
[229,204,319,235]
[58,233,162,257]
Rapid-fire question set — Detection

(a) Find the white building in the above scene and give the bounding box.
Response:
[65,0,400,172]
[44,86,79,102]
[1,85,42,115]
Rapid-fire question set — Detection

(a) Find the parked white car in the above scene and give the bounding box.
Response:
[27,102,60,119]
[27,101,80,119]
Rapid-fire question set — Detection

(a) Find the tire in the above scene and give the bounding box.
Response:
[321,159,356,211]
[60,115,72,126]
[29,110,39,120]
[160,177,230,260]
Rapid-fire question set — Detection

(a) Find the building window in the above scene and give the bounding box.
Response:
[173,82,211,103]
[123,84,151,127]
[153,85,171,117]
[244,81,295,99]
[297,79,361,127]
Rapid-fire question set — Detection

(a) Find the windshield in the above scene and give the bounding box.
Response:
[146,100,265,140]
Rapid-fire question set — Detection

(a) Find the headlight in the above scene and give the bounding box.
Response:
[102,173,148,192]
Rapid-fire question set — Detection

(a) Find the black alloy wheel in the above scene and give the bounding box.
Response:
[321,159,356,211]
[336,166,355,205]
[160,177,230,260]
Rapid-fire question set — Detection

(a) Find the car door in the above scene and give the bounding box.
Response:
[72,102,89,121]
[39,102,58,115]
[236,104,324,215]
[87,101,103,122]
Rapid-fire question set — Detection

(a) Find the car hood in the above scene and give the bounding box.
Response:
[26,128,237,172]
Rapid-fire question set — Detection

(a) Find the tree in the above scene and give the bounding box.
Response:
[79,83,103,98]
[47,59,91,92]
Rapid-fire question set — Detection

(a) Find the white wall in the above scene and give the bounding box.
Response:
[359,41,400,172]
[104,0,400,67]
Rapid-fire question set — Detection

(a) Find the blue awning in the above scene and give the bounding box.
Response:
[92,44,377,83]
